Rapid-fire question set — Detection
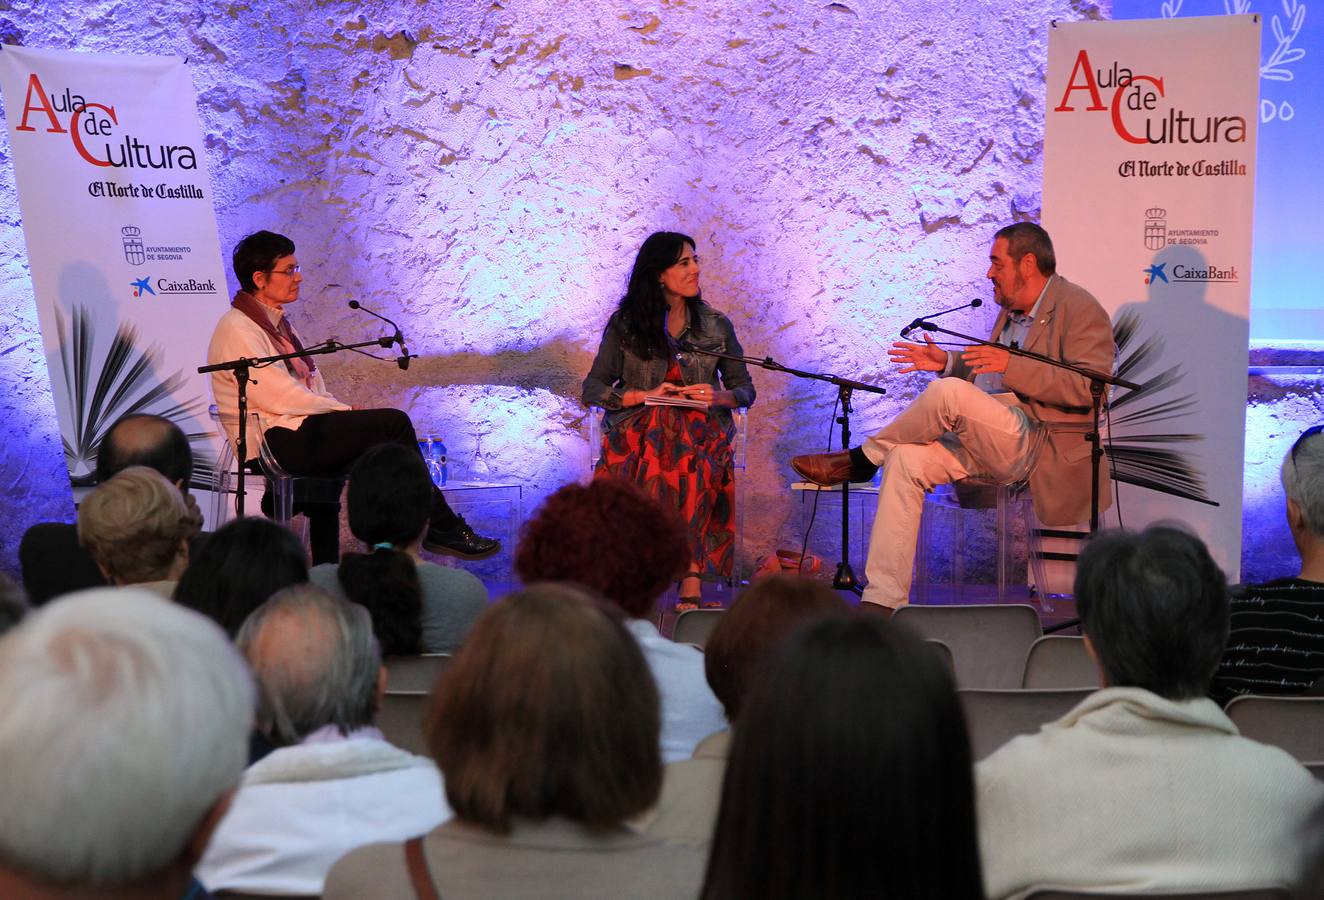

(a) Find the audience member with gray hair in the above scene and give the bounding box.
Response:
[76,466,195,597]
[1211,424,1324,703]
[0,588,253,899]
[195,583,449,896]
[977,525,1324,898]
[20,412,202,604]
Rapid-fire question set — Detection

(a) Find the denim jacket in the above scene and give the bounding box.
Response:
[581,302,756,432]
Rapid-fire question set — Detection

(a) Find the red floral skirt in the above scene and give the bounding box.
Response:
[596,377,735,581]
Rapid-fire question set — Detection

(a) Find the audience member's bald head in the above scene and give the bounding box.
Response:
[237,584,383,747]
[95,413,193,486]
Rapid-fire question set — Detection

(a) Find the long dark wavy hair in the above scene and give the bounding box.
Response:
[612,231,705,360]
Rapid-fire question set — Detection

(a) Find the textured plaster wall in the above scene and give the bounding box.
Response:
[11,0,1305,587]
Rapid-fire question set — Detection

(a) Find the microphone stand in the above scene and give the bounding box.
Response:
[909,320,1140,632]
[198,336,394,517]
[679,343,885,593]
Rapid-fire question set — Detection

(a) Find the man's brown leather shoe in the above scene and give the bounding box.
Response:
[791,450,855,486]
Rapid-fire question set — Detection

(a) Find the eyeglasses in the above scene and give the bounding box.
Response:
[268,265,301,277]
[1291,424,1324,467]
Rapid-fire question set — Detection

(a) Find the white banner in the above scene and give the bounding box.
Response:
[0,46,228,492]
[1044,15,1260,580]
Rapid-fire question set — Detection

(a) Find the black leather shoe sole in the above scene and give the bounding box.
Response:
[423,533,501,561]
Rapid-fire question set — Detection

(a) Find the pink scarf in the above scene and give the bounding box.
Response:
[231,290,317,385]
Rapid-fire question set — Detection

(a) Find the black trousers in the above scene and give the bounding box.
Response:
[263,408,461,562]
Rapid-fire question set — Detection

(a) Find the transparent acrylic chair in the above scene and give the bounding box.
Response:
[914,422,1051,604]
[208,406,347,562]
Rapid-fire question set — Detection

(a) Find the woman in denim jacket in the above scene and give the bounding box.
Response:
[582,232,756,609]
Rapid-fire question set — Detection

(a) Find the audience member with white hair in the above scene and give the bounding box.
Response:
[0,588,253,899]
[195,583,450,896]
[76,465,196,597]
[978,526,1324,898]
[1211,424,1324,703]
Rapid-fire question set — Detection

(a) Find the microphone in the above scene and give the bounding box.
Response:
[899,298,982,338]
[347,299,405,350]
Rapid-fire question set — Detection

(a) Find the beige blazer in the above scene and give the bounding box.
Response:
[950,274,1115,526]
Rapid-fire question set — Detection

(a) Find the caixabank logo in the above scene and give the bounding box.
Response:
[1053,50,1248,148]
[129,275,216,299]
[1144,262,1238,285]
[13,73,198,170]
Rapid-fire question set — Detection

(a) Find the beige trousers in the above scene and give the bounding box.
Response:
[859,377,1032,608]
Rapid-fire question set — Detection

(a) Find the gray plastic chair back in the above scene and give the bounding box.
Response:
[384,653,454,693]
[378,691,429,756]
[1025,889,1292,900]
[1224,694,1324,763]
[672,609,725,648]
[959,688,1094,761]
[1022,635,1099,689]
[892,604,1042,688]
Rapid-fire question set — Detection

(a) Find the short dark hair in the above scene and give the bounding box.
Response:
[336,444,433,656]
[232,230,296,293]
[1075,525,1229,700]
[514,478,691,618]
[704,575,847,720]
[95,414,193,486]
[994,221,1056,276]
[427,583,661,833]
[701,613,982,900]
[174,517,309,638]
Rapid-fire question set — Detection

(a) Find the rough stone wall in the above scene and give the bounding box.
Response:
[37,0,1321,592]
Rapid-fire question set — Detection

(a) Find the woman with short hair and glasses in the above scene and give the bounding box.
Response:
[206,230,498,565]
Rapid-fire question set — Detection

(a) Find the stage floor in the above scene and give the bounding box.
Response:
[479,577,1081,638]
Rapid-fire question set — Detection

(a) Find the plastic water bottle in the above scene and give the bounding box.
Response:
[422,436,448,486]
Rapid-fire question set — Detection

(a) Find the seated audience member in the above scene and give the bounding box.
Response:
[701,613,982,899]
[514,478,726,762]
[0,589,253,900]
[324,583,705,900]
[978,526,1324,899]
[635,574,847,847]
[1211,426,1324,704]
[174,516,309,638]
[310,443,487,655]
[196,584,448,895]
[0,573,27,635]
[19,412,201,603]
[76,466,194,598]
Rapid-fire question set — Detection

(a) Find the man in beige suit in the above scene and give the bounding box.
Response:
[792,223,1115,609]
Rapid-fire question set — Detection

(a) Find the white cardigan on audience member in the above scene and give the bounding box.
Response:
[625,618,727,764]
[195,726,450,896]
[977,687,1324,900]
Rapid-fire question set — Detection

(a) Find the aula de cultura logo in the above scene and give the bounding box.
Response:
[1053,50,1249,146]
[12,72,199,170]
